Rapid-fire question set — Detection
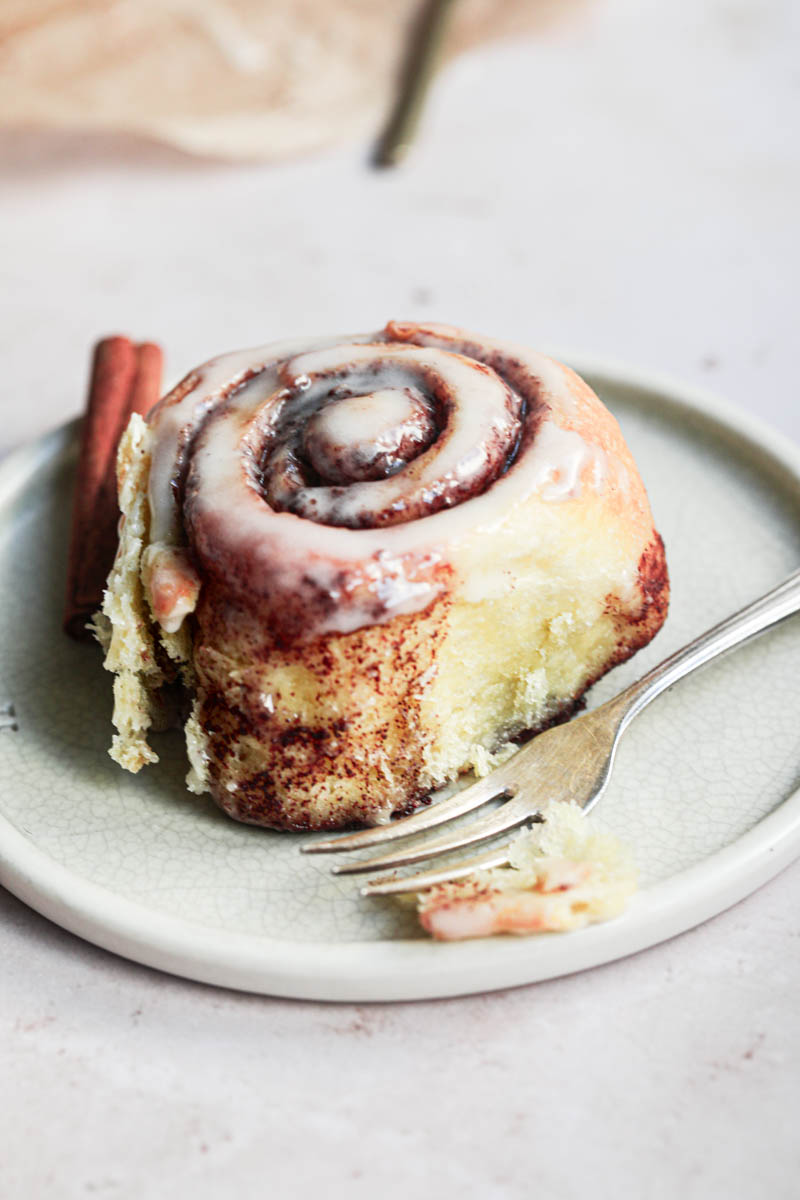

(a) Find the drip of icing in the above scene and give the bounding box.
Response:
[141,545,201,634]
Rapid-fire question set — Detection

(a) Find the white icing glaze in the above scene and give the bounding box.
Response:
[147,333,360,545]
[144,323,615,636]
[311,388,421,449]
[304,387,432,483]
[265,343,519,526]
[526,423,609,502]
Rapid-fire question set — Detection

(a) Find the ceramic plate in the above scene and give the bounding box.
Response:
[1,360,799,1001]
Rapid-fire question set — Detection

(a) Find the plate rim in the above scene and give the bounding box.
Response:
[1,357,799,1002]
[2,789,800,1002]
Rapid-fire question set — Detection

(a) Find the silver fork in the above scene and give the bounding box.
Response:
[301,568,800,896]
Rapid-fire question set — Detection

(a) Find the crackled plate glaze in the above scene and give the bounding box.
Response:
[1,360,799,1001]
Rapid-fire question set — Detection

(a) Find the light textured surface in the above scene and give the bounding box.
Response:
[1,0,799,1194]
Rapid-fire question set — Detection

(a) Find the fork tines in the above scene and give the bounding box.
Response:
[301,770,542,895]
[330,792,537,877]
[302,772,513,858]
[359,842,517,897]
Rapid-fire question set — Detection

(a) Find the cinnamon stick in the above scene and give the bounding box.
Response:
[63,336,163,640]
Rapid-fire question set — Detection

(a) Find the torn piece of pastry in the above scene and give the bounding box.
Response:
[417,802,637,940]
[98,320,668,830]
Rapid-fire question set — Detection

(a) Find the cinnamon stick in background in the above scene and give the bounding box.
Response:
[63,336,163,640]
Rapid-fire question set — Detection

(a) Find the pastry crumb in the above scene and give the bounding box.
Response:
[417,801,637,940]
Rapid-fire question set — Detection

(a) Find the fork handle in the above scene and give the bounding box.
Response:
[619,566,800,727]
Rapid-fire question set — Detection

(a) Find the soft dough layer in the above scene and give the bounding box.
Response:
[100,321,669,830]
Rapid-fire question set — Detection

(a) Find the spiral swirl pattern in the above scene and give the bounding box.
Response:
[145,320,612,639]
[260,342,526,527]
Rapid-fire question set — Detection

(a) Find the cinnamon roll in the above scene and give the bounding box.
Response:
[99,321,669,830]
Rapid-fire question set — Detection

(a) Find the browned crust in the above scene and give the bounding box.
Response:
[194,589,452,830]
[602,532,670,671]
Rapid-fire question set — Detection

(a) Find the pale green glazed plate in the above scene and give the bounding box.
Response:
[1,359,799,1000]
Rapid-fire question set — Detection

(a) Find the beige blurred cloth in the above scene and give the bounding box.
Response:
[0,0,582,159]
